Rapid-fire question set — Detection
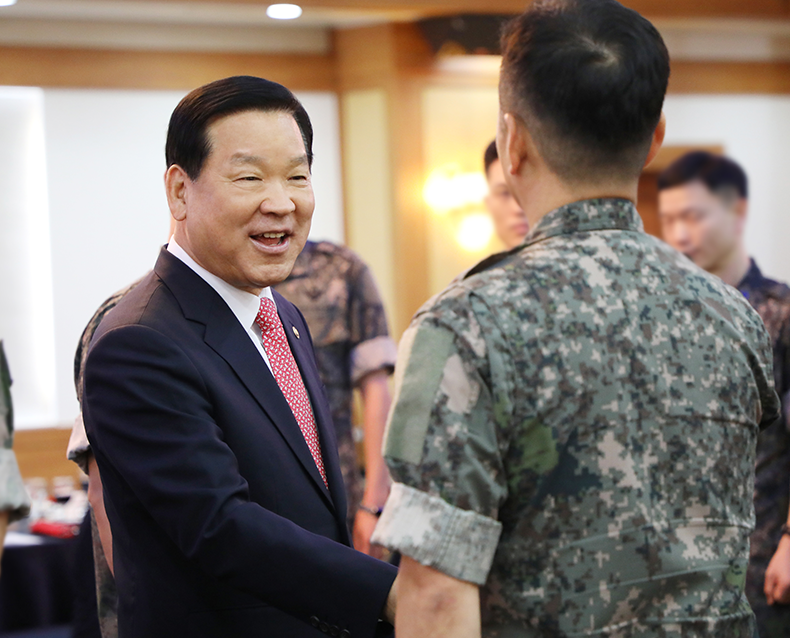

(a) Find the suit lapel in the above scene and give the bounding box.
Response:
[155,249,335,511]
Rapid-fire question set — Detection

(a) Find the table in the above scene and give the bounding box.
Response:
[0,532,77,633]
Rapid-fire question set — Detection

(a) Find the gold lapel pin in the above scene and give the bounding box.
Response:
[292,326,300,339]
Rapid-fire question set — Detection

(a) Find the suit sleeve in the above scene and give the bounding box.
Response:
[83,323,395,637]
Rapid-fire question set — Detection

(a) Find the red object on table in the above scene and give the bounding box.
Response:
[29,519,81,539]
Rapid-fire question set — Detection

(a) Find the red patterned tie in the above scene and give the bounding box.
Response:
[255,297,328,488]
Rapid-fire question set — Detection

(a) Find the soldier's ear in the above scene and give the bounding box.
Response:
[165,164,189,222]
[734,197,749,235]
[643,112,666,170]
[502,112,527,177]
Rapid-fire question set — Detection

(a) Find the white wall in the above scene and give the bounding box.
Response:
[0,87,57,427]
[2,87,344,429]
[663,95,790,285]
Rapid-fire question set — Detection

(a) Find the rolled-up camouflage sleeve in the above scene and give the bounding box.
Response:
[348,261,396,385]
[372,296,508,585]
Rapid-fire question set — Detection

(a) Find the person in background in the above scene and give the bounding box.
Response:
[0,341,32,571]
[372,0,780,636]
[274,241,395,556]
[483,140,529,248]
[68,278,142,638]
[658,150,790,637]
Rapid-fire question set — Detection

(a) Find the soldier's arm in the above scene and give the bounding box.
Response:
[354,369,392,557]
[764,515,790,605]
[372,303,508,634]
[395,556,480,638]
[87,452,114,575]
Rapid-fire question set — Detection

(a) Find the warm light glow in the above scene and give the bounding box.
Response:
[266,3,302,20]
[0,0,18,6]
[456,213,494,252]
[423,165,487,214]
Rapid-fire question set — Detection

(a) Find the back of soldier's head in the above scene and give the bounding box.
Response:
[499,0,670,185]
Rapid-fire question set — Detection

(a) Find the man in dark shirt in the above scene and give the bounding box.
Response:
[659,151,790,637]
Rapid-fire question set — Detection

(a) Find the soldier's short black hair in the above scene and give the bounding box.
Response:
[484,140,498,176]
[499,0,669,184]
[165,75,313,180]
[657,151,748,200]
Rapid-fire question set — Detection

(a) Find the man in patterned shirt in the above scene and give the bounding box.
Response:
[274,241,396,556]
[372,1,780,636]
[658,151,790,637]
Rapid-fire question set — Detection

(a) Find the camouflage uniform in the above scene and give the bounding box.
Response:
[373,199,780,637]
[68,279,142,638]
[0,341,31,522]
[274,241,396,521]
[738,260,790,637]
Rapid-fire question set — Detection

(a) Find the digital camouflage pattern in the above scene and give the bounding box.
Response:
[274,241,396,521]
[738,260,790,637]
[373,198,781,637]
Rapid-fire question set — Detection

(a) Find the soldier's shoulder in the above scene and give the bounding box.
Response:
[310,240,362,265]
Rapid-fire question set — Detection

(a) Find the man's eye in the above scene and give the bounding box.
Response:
[241,176,260,181]
[291,175,307,181]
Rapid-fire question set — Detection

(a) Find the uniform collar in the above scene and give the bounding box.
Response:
[737,258,763,293]
[524,198,644,248]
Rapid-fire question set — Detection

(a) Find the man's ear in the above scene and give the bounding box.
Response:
[643,112,667,170]
[502,112,527,177]
[734,197,749,235]
[165,164,189,222]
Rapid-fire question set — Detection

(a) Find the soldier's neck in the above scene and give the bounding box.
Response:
[517,171,638,231]
[710,245,751,288]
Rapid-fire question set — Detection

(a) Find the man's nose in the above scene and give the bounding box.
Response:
[261,181,296,215]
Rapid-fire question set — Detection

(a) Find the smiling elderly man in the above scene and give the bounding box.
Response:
[81,76,397,638]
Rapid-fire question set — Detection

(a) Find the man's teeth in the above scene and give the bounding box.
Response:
[261,232,285,239]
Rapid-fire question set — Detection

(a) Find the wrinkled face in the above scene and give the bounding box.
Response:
[485,158,529,249]
[658,180,742,272]
[174,110,314,294]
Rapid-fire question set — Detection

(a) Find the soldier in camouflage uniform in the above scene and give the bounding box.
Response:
[372,1,781,636]
[68,279,142,638]
[0,341,31,564]
[274,240,396,555]
[658,151,790,636]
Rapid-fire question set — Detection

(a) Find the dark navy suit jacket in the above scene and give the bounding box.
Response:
[83,248,397,638]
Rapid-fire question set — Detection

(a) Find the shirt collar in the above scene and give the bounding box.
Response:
[167,236,274,330]
[524,198,644,248]
[737,258,763,293]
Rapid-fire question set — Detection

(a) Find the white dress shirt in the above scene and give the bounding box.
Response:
[167,237,274,372]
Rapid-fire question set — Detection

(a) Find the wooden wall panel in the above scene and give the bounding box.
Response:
[0,46,335,91]
[669,61,790,94]
[13,428,83,488]
[149,0,790,20]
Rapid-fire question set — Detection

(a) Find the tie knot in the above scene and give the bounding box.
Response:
[255,297,279,333]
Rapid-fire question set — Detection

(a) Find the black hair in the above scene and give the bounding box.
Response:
[499,0,670,183]
[657,151,748,200]
[165,75,313,180]
[484,140,498,176]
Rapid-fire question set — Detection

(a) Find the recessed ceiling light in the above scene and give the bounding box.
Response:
[266,4,303,20]
[0,0,18,7]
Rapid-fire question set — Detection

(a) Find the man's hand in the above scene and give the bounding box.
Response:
[395,555,480,638]
[353,509,384,559]
[765,534,790,605]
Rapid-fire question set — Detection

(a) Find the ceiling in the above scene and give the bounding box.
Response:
[1,0,789,58]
